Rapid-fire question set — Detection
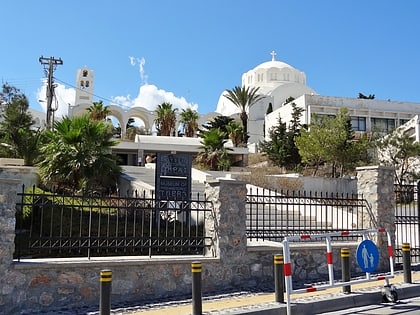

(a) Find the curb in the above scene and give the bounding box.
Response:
[204,282,420,315]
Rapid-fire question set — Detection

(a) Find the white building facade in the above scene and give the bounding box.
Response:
[215,51,420,148]
[266,94,420,141]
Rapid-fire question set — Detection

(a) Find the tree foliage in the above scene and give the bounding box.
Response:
[295,119,330,175]
[195,128,231,171]
[179,108,199,137]
[375,129,420,185]
[199,115,233,138]
[224,86,264,144]
[284,96,295,104]
[295,108,370,177]
[154,102,177,136]
[259,103,303,170]
[259,115,289,167]
[37,114,121,193]
[0,83,40,165]
[225,120,243,147]
[125,117,146,140]
[87,100,111,121]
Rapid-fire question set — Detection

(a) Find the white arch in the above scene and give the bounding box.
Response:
[69,103,156,137]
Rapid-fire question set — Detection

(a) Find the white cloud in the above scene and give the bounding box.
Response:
[112,56,198,112]
[36,79,75,118]
[112,84,198,112]
[129,56,148,85]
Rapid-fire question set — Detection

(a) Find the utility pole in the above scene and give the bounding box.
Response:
[39,56,63,129]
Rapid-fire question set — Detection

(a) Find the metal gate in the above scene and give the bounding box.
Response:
[394,182,420,263]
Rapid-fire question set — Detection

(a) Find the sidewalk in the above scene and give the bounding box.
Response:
[114,271,420,315]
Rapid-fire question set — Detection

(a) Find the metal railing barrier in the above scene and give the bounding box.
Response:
[282,228,395,315]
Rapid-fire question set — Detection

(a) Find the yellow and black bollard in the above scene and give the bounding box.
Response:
[402,243,412,283]
[341,248,351,294]
[100,270,112,315]
[191,261,202,315]
[274,254,284,303]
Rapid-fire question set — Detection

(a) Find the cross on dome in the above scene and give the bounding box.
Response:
[270,50,276,61]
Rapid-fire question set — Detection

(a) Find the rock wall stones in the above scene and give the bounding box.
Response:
[356,166,396,269]
[0,168,396,314]
[0,179,20,313]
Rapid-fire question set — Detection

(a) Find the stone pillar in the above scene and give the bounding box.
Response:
[0,179,20,308]
[356,166,395,270]
[204,179,248,262]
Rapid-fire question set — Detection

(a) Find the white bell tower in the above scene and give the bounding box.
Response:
[69,68,94,117]
[75,68,94,105]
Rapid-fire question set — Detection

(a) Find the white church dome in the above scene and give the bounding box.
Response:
[215,51,314,116]
[242,51,306,88]
[252,60,295,71]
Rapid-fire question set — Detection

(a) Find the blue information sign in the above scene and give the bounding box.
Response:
[356,239,379,273]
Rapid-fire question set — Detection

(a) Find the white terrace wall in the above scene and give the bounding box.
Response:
[268,174,357,194]
[0,166,395,314]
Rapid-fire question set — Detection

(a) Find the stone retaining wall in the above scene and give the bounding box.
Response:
[0,167,395,314]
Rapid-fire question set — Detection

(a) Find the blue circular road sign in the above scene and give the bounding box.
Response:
[356,239,379,273]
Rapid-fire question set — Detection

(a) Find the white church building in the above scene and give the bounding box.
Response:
[216,51,420,150]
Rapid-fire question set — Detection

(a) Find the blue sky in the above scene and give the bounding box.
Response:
[2,0,420,119]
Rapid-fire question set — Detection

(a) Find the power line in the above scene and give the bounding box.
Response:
[53,77,132,111]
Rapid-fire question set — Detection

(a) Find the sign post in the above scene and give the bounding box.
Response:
[356,239,379,274]
[155,153,192,200]
[155,153,192,225]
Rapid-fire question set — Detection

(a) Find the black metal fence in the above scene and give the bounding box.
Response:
[15,186,213,260]
[246,188,373,241]
[395,183,420,263]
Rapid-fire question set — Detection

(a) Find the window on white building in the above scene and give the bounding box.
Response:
[399,119,410,126]
[371,118,395,133]
[351,117,366,131]
[270,72,277,81]
[311,113,335,124]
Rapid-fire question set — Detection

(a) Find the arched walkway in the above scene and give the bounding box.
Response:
[68,103,156,137]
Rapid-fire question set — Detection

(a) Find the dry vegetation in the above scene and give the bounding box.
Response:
[237,153,303,191]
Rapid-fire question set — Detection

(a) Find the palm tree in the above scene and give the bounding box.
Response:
[195,128,231,171]
[179,108,199,137]
[225,120,243,147]
[154,102,177,136]
[199,115,234,137]
[37,114,121,193]
[87,100,111,121]
[224,86,264,144]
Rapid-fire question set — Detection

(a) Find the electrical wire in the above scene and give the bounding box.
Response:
[53,77,132,110]
[1,77,43,94]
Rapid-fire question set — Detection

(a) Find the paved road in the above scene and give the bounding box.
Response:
[116,270,420,315]
[318,296,420,314]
